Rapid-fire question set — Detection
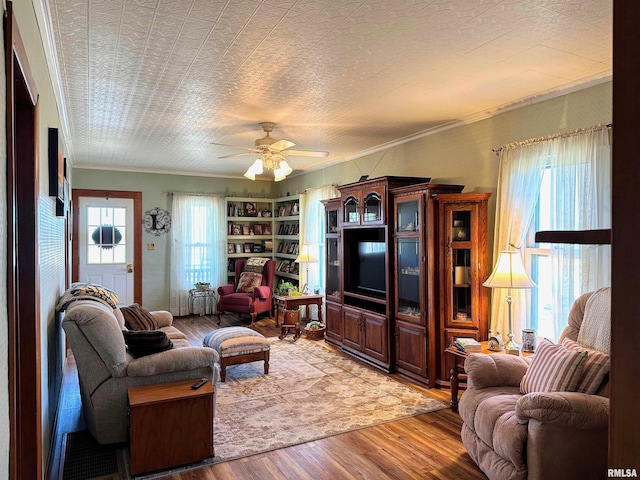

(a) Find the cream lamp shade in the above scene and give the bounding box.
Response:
[295,244,318,294]
[295,244,319,265]
[483,250,536,350]
[483,250,537,289]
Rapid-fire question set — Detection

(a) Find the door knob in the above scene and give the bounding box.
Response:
[126,264,134,273]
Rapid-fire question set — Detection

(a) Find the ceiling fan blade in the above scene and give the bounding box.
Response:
[269,139,295,151]
[285,149,330,158]
[218,152,256,159]
[210,142,245,147]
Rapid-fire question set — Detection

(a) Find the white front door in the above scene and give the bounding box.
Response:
[78,196,135,306]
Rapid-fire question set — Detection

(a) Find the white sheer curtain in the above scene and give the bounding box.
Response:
[301,184,339,319]
[548,127,611,337]
[491,125,611,342]
[169,194,227,316]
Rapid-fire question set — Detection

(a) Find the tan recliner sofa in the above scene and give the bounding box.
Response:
[62,299,220,444]
[459,287,610,480]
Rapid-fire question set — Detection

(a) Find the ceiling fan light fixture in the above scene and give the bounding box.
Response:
[244,158,264,180]
[250,158,264,174]
[273,158,293,181]
[217,122,328,181]
[278,159,293,176]
[273,170,287,182]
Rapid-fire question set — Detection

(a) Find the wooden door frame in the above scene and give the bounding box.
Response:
[5,2,42,478]
[71,189,143,304]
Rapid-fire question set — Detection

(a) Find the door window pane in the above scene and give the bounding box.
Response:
[86,206,127,264]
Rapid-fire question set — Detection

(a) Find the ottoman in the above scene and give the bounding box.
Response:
[203,327,270,382]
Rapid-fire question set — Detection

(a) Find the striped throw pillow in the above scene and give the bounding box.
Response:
[120,303,158,331]
[520,338,587,394]
[561,338,611,394]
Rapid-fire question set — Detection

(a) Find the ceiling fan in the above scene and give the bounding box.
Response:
[215,122,329,181]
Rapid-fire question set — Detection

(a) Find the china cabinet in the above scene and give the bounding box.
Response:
[435,193,491,386]
[322,177,490,385]
[390,183,463,386]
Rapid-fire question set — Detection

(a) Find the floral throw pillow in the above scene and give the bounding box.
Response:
[236,272,262,293]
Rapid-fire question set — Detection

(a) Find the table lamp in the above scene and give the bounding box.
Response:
[483,250,536,350]
[295,244,318,294]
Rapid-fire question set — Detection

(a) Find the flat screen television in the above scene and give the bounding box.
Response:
[356,241,386,295]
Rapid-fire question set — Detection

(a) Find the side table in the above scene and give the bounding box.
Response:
[273,294,323,328]
[188,288,216,322]
[128,379,214,475]
[445,341,533,412]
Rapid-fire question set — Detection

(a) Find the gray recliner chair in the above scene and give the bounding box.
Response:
[459,287,610,480]
[62,299,220,444]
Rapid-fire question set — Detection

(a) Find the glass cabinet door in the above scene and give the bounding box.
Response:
[397,199,419,232]
[343,195,359,224]
[397,237,421,318]
[327,208,338,233]
[326,237,340,299]
[449,210,473,325]
[363,192,382,222]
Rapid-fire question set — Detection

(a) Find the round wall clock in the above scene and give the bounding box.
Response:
[143,207,171,236]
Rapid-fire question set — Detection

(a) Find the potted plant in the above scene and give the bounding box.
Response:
[275,281,296,296]
[194,282,211,292]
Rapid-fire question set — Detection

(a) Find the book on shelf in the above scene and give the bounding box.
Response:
[455,337,481,352]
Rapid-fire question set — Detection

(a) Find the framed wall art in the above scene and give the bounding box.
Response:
[48,128,64,203]
[55,158,69,217]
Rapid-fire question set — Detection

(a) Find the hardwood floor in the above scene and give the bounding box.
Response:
[49,312,487,480]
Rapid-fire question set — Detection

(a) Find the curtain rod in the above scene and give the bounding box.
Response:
[166,191,226,197]
[303,183,339,193]
[492,123,612,156]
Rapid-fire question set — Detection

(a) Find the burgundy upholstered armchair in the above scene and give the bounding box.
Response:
[216,258,275,325]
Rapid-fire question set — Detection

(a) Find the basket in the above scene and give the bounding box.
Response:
[305,327,325,340]
[195,284,210,292]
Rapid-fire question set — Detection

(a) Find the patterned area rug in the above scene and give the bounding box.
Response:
[213,337,448,463]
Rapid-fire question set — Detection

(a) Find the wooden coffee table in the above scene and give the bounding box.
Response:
[445,341,532,412]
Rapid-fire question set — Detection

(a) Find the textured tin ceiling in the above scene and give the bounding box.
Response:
[42,0,612,180]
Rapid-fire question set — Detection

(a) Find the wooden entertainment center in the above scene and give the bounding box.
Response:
[323,176,490,387]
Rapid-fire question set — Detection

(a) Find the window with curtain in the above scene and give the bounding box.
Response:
[301,184,339,319]
[169,194,226,316]
[491,125,611,342]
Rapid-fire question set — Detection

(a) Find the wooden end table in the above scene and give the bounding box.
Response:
[445,341,532,412]
[128,379,214,475]
[273,294,323,328]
